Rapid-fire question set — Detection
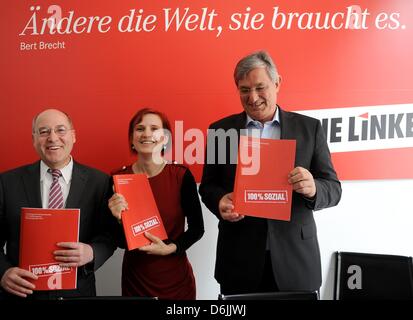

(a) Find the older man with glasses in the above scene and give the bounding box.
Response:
[0,108,117,299]
[200,51,342,296]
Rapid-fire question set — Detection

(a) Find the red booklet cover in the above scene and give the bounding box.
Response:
[19,207,80,291]
[113,173,167,251]
[233,136,296,221]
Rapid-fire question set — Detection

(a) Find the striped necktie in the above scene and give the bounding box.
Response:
[48,169,64,209]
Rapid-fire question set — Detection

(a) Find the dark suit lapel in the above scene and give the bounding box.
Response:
[66,161,87,208]
[224,112,246,181]
[279,106,300,166]
[279,106,297,140]
[22,161,42,208]
[233,112,247,133]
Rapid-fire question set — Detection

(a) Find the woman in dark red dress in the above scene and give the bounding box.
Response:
[108,108,204,299]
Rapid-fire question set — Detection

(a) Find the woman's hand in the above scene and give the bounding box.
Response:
[139,232,177,256]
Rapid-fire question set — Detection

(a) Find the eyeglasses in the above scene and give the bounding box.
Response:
[34,125,71,137]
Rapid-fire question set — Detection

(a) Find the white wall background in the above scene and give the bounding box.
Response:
[96,179,413,299]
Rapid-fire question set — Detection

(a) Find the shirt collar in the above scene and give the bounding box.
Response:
[40,157,73,184]
[246,107,280,127]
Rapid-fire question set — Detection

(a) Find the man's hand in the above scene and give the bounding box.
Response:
[219,193,244,222]
[54,242,94,267]
[288,166,316,198]
[139,232,177,256]
[0,267,38,298]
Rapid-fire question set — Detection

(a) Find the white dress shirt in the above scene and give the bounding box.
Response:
[40,158,73,208]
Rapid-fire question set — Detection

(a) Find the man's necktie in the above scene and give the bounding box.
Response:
[48,169,64,209]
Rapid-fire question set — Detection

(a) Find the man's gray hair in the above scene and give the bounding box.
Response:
[233,50,279,86]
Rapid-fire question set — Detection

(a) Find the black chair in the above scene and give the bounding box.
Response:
[334,251,413,300]
[218,291,319,300]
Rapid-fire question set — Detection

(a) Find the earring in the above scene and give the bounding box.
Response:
[131,144,135,150]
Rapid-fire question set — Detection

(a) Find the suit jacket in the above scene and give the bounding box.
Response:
[199,107,342,292]
[0,161,117,299]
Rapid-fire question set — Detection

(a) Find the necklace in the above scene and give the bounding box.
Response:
[133,160,167,178]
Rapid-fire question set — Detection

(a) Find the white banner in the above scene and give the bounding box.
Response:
[297,103,413,153]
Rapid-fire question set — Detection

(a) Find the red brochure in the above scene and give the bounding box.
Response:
[19,207,79,290]
[233,136,296,221]
[113,174,167,250]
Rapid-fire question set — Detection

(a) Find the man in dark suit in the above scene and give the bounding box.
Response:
[0,108,116,299]
[199,51,342,295]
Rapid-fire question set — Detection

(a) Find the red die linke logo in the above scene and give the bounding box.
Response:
[245,190,288,203]
[29,263,71,277]
[131,216,161,236]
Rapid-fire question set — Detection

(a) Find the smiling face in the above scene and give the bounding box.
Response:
[238,67,280,123]
[132,113,168,156]
[32,109,76,169]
